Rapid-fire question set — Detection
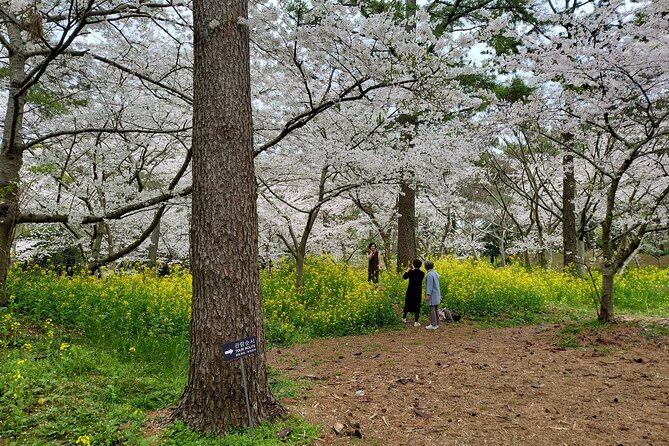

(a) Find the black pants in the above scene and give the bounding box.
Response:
[403,310,419,322]
[368,269,379,283]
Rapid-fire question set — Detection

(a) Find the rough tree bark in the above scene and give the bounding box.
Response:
[173,0,284,433]
[395,0,418,273]
[562,153,578,273]
[396,181,417,271]
[0,23,28,307]
[598,176,619,323]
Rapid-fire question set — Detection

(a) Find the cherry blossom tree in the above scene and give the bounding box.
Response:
[0,0,193,304]
[497,0,669,321]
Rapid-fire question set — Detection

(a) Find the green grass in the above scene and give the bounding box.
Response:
[0,311,184,445]
[0,310,318,446]
[163,416,319,446]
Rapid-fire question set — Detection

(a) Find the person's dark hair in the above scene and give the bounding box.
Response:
[368,242,376,249]
[424,260,434,270]
[412,259,422,268]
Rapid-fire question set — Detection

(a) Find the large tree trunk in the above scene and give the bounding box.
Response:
[395,0,417,274]
[562,153,577,273]
[0,26,28,307]
[0,152,21,306]
[173,0,283,434]
[396,181,416,272]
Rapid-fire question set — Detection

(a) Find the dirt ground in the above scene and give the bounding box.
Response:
[267,321,669,446]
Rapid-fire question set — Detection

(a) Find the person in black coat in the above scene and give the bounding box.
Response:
[402,259,425,326]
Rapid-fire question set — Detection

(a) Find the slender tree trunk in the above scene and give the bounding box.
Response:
[531,199,548,269]
[576,238,585,276]
[174,0,283,433]
[149,220,161,264]
[0,26,28,307]
[396,182,416,271]
[617,246,638,277]
[499,231,506,267]
[295,254,305,288]
[562,153,577,273]
[598,181,619,323]
[599,263,615,323]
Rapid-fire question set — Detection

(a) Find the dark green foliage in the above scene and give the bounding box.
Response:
[494,76,534,103]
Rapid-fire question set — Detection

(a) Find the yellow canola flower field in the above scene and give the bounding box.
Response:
[5,256,667,348]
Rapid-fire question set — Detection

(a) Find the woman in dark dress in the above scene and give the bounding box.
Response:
[367,242,380,283]
[402,259,425,326]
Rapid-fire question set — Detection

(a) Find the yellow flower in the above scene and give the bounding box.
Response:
[129,346,136,353]
[21,343,32,351]
[75,435,91,446]
[59,342,70,351]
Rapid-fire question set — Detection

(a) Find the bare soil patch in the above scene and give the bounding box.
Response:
[268,322,669,445]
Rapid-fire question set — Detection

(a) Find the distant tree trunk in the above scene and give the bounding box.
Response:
[396,182,416,271]
[173,0,283,434]
[149,221,161,264]
[379,232,393,271]
[523,250,531,268]
[499,231,506,267]
[537,249,547,269]
[576,238,586,276]
[531,198,548,269]
[617,246,639,277]
[0,26,28,307]
[350,194,394,271]
[90,222,105,261]
[562,153,577,273]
